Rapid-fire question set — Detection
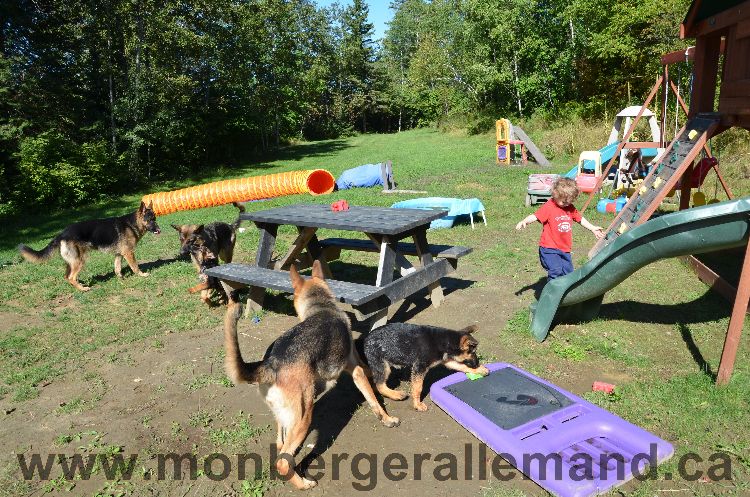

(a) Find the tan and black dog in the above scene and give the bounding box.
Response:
[363,322,489,411]
[18,201,161,291]
[171,202,245,274]
[224,260,400,490]
[185,244,225,304]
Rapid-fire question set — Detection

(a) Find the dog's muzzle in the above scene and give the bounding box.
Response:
[464,357,480,369]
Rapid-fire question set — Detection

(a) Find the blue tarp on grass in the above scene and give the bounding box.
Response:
[336,163,383,190]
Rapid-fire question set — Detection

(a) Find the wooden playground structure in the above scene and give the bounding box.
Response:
[581,0,750,384]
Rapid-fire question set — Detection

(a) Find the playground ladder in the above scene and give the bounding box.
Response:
[589,114,721,258]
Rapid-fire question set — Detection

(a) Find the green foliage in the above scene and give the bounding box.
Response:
[17,131,121,205]
[0,0,707,212]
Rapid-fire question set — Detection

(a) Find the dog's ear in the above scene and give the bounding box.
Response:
[147,201,154,211]
[170,224,181,232]
[195,224,205,233]
[290,264,304,291]
[459,334,477,350]
[311,259,325,280]
[460,324,478,334]
[139,201,146,213]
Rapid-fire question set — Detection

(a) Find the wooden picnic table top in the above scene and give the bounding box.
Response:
[240,204,448,236]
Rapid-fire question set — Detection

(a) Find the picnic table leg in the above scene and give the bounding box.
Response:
[413,229,445,308]
[366,233,415,276]
[371,235,397,329]
[274,227,317,270]
[245,222,278,318]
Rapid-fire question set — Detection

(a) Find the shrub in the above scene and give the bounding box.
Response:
[16,130,122,207]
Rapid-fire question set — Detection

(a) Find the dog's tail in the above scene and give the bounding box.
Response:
[224,300,272,385]
[230,202,245,231]
[18,235,62,263]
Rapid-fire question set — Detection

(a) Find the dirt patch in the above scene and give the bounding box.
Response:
[0,270,581,496]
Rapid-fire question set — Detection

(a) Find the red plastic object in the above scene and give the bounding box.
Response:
[331,200,350,211]
[592,381,616,394]
[676,157,718,189]
[142,169,335,216]
[576,174,599,193]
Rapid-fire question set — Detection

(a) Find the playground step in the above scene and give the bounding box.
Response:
[589,114,721,257]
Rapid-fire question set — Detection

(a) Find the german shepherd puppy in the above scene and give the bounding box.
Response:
[186,244,226,304]
[364,322,489,411]
[224,260,400,490]
[171,202,245,273]
[18,201,161,291]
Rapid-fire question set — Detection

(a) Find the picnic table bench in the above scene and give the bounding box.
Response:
[205,204,472,327]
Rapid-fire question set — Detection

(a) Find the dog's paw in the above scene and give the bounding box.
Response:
[382,415,400,428]
[300,477,317,490]
[477,366,490,376]
[138,272,150,277]
[414,401,429,412]
[391,390,408,401]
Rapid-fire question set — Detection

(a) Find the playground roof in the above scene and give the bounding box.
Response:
[682,0,749,37]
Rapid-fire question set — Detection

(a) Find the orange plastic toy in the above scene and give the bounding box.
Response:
[142,169,335,216]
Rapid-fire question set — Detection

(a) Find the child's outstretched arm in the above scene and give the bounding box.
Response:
[580,217,605,239]
[516,214,538,230]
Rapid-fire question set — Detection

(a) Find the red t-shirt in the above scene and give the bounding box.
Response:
[534,199,582,253]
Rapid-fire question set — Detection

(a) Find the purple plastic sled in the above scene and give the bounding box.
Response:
[429,363,674,497]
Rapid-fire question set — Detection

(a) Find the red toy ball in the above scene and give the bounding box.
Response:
[331,200,350,211]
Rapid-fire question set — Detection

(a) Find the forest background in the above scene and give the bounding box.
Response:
[0,0,720,212]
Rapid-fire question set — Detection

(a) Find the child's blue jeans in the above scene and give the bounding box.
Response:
[539,247,574,280]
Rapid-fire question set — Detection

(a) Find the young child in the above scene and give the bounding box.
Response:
[516,177,604,280]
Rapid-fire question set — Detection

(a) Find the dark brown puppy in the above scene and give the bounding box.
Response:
[185,244,225,304]
[18,201,160,291]
[224,260,400,490]
[171,202,245,274]
[363,322,489,411]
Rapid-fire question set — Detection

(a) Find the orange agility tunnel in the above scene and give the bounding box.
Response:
[142,169,335,216]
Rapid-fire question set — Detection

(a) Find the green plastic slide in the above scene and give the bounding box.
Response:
[530,197,750,341]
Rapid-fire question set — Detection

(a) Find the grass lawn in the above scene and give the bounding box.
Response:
[0,127,749,496]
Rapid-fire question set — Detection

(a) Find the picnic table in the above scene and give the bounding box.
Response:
[205,204,472,327]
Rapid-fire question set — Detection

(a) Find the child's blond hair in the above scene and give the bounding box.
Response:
[551,177,580,205]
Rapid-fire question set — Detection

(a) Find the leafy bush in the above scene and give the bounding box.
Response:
[16,131,123,207]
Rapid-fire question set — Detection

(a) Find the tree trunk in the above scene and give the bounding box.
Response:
[107,37,117,150]
[513,51,522,115]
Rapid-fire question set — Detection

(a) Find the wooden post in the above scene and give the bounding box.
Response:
[679,163,694,210]
[660,65,669,148]
[716,236,750,385]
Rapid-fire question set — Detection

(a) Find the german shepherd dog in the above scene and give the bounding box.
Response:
[171,202,245,273]
[364,322,489,411]
[224,260,400,490]
[185,244,225,304]
[18,201,161,291]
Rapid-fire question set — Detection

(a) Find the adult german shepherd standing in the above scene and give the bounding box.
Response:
[18,201,161,291]
[224,260,400,490]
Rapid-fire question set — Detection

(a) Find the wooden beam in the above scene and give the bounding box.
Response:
[623,142,662,148]
[716,238,750,385]
[662,46,695,65]
[661,40,724,65]
[680,0,703,39]
[681,255,741,304]
[686,0,750,38]
[582,75,663,213]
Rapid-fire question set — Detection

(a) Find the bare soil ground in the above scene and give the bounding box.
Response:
[0,262,621,497]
